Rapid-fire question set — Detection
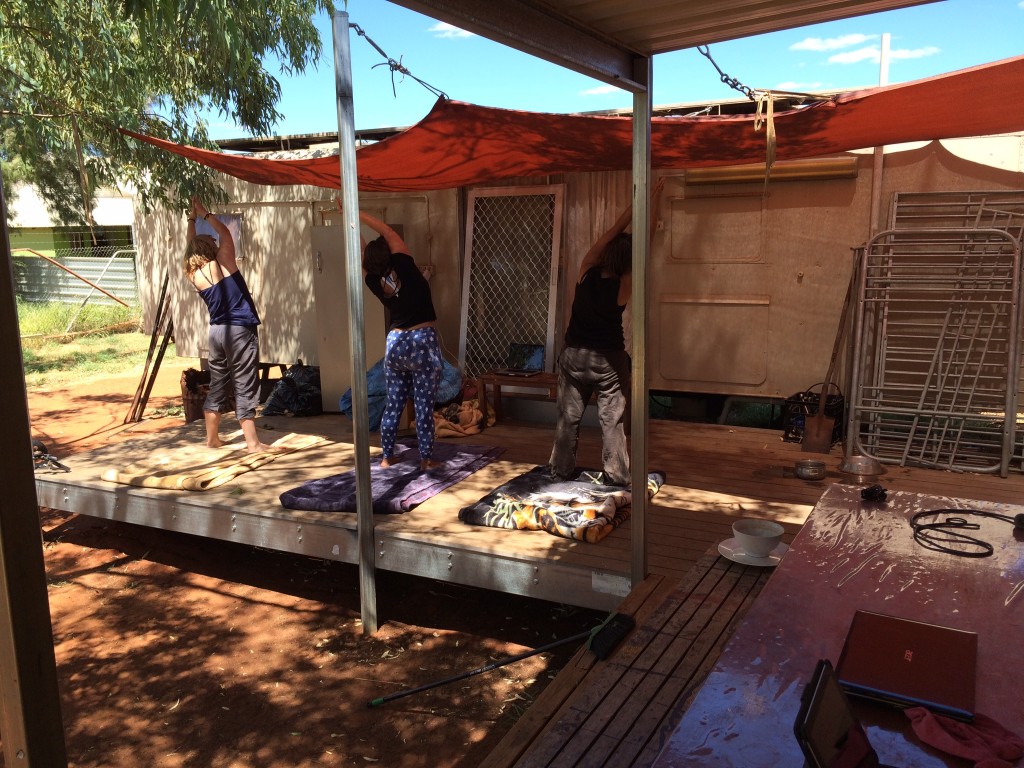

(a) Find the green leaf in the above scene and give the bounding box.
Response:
[1,0,335,220]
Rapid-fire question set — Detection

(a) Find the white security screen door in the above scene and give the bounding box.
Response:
[459,185,563,378]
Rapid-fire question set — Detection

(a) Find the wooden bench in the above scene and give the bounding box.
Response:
[482,548,772,767]
[477,371,559,428]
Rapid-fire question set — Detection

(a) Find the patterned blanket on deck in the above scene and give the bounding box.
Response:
[279,439,504,514]
[458,466,666,543]
[100,432,325,492]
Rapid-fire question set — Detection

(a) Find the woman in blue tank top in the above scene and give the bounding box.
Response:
[184,197,269,454]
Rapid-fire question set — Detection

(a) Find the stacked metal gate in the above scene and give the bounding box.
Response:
[847,192,1024,475]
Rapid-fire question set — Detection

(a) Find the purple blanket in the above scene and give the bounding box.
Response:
[279,440,504,514]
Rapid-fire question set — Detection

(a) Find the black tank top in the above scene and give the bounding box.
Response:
[564,267,625,351]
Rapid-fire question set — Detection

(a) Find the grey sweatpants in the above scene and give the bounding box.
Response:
[548,346,631,485]
[205,324,260,421]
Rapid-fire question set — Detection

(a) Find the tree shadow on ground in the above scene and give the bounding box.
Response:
[41,512,605,767]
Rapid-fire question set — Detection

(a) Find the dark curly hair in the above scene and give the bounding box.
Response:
[362,236,393,276]
[600,233,632,277]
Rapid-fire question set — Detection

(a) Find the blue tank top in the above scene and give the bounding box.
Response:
[198,271,261,326]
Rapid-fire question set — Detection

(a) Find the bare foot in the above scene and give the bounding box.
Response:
[380,457,393,469]
[245,442,274,454]
[421,459,440,470]
[206,439,223,449]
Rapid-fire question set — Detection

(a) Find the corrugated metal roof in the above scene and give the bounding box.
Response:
[387,0,939,89]
[534,0,938,54]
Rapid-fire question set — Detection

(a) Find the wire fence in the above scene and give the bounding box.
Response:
[13,247,139,306]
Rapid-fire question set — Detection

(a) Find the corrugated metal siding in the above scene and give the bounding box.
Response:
[552,0,937,53]
[14,248,138,306]
[395,1,936,56]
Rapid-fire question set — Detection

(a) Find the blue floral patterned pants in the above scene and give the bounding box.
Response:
[380,326,442,461]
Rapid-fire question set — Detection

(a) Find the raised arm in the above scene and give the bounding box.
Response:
[187,206,198,241]
[192,197,237,268]
[579,180,666,283]
[335,196,368,255]
[359,210,409,255]
[578,202,633,282]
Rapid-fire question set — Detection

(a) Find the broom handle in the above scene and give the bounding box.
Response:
[820,265,857,401]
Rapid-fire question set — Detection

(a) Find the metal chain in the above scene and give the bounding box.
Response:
[697,45,755,100]
[697,44,836,104]
[350,23,449,101]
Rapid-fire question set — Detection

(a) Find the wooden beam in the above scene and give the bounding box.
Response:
[386,0,648,92]
[0,167,68,765]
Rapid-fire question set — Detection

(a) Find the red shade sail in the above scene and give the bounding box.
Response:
[123,54,1024,192]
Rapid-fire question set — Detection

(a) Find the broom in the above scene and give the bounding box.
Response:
[367,611,635,708]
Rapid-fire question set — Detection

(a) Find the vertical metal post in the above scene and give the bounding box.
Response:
[333,10,378,634]
[0,168,69,764]
[868,33,891,238]
[630,56,652,587]
[853,34,891,450]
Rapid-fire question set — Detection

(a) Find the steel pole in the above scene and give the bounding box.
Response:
[333,10,378,634]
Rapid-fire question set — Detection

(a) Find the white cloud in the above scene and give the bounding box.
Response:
[790,34,877,52]
[429,22,473,38]
[828,47,882,64]
[827,45,940,64]
[581,84,623,96]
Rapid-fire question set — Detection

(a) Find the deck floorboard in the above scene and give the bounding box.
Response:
[34,413,1024,611]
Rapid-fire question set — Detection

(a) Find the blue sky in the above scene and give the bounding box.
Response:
[203,0,1024,140]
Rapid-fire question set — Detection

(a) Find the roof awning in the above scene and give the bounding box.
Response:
[123,54,1024,192]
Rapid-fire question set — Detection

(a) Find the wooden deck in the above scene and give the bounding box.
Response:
[33,412,1024,612]
[481,550,772,768]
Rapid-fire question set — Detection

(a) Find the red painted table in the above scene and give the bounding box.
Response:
[653,483,1024,768]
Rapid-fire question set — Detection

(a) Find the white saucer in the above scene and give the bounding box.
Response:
[717,538,790,567]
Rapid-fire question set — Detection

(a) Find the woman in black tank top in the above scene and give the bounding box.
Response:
[548,180,664,486]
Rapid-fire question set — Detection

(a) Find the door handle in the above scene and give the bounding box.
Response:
[315,250,322,273]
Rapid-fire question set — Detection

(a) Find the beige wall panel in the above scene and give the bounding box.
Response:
[135,180,462,394]
[668,194,764,264]
[134,139,1024,405]
[309,224,385,411]
[648,163,871,397]
[355,190,463,366]
[657,296,769,386]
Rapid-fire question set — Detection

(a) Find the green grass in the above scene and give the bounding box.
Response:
[20,334,166,389]
[17,300,179,390]
[17,298,141,337]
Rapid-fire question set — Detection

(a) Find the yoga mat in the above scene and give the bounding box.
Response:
[279,440,504,514]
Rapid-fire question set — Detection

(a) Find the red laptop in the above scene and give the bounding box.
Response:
[835,610,977,722]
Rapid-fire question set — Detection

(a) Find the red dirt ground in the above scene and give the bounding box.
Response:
[24,357,603,767]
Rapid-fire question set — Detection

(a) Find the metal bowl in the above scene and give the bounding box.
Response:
[840,454,883,477]
[794,458,827,481]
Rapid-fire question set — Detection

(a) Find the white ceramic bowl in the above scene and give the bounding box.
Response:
[732,518,785,558]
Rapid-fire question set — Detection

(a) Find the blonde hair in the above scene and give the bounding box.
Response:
[184,235,217,277]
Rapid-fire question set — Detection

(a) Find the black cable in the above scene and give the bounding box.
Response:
[910,508,1022,558]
